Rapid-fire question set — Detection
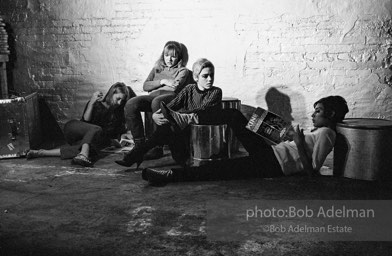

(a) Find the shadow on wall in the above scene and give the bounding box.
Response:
[35,81,137,150]
[265,87,294,125]
[34,77,96,149]
[240,87,297,123]
[127,86,137,99]
[254,86,307,126]
[38,97,65,149]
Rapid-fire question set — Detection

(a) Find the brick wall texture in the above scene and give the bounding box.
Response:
[1,0,392,128]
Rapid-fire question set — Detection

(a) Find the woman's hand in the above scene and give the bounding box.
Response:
[160,79,175,88]
[152,109,169,126]
[90,91,103,103]
[84,91,102,121]
[120,131,133,141]
[293,125,305,146]
[283,126,295,141]
[120,131,134,147]
[293,125,313,176]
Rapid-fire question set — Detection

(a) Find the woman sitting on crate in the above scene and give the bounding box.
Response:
[142,95,349,185]
[26,82,134,167]
[115,58,222,168]
[123,41,193,160]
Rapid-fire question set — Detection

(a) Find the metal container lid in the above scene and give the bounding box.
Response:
[337,118,392,130]
[222,97,240,101]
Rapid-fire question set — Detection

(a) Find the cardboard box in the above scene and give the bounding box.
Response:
[0,92,41,159]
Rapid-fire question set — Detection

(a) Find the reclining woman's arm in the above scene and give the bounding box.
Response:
[294,126,335,177]
[293,125,314,176]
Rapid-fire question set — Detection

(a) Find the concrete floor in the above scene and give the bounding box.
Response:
[1,149,392,256]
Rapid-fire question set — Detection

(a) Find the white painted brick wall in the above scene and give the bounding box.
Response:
[0,0,391,128]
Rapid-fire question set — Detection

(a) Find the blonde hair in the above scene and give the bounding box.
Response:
[192,58,214,81]
[154,41,187,72]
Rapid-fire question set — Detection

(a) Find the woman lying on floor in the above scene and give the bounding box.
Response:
[142,95,349,184]
[26,82,133,167]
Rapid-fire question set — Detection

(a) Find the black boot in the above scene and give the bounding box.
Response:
[143,157,260,184]
[143,145,164,160]
[115,138,147,168]
[142,168,176,185]
[142,165,207,185]
[142,165,202,185]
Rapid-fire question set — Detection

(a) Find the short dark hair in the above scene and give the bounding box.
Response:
[314,96,349,123]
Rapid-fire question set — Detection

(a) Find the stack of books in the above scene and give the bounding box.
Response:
[0,17,9,55]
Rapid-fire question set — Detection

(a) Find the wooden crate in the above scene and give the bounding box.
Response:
[0,92,41,159]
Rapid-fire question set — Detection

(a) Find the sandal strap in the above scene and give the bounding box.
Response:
[75,153,92,163]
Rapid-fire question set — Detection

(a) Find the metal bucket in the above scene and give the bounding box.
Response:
[190,124,230,166]
[221,97,241,153]
[334,118,392,180]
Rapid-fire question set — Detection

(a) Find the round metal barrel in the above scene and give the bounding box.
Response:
[221,97,241,152]
[333,118,392,180]
[190,124,230,166]
[222,97,241,110]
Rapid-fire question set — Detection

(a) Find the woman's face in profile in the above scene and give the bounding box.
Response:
[312,103,331,128]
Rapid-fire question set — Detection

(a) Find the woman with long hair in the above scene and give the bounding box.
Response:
[26,82,132,167]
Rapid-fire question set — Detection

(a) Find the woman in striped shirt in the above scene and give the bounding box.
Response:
[143,96,349,185]
[115,58,222,168]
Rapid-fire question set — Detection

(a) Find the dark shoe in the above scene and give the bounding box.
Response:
[72,153,94,167]
[143,146,164,160]
[26,149,43,159]
[160,102,182,132]
[141,168,148,181]
[143,168,175,185]
[115,147,144,168]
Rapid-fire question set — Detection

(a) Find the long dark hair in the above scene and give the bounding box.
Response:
[102,82,130,107]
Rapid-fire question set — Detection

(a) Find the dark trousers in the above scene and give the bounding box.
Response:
[173,109,283,181]
[124,91,175,140]
[60,120,104,159]
[146,124,190,165]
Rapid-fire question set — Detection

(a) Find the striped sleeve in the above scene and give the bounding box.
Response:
[166,85,190,110]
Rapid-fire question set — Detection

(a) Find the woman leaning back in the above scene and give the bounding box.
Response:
[26,82,133,167]
[142,95,349,184]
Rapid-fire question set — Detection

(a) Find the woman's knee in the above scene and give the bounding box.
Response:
[151,94,174,112]
[124,96,150,116]
[90,125,103,135]
[63,120,83,140]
